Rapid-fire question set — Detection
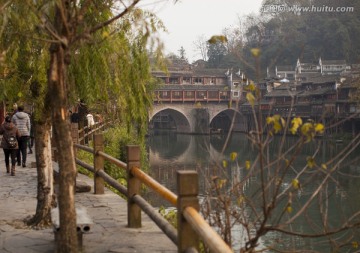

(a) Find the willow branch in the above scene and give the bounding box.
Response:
[89,0,140,34]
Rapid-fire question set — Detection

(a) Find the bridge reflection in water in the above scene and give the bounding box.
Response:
[145,130,360,252]
[145,130,254,206]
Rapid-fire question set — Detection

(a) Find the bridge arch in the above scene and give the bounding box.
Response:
[149,108,191,133]
[210,108,245,132]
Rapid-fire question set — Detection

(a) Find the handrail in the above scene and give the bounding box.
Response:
[130,166,177,206]
[74,143,93,153]
[132,194,178,245]
[74,158,176,243]
[72,131,233,253]
[97,150,127,170]
[75,121,111,144]
[75,157,128,195]
[184,206,233,253]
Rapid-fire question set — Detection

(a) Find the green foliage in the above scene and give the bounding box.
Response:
[0,1,50,119]
[0,1,47,104]
[158,206,207,253]
[197,0,360,79]
[158,206,177,228]
[206,41,227,68]
[102,124,149,181]
[3,1,166,139]
[67,9,165,138]
[76,149,94,177]
[76,124,149,194]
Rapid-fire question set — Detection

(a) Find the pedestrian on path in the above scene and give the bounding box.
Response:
[0,115,21,176]
[11,105,30,168]
[86,112,95,129]
[28,113,34,154]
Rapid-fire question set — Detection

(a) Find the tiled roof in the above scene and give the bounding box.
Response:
[297,73,339,83]
[152,71,193,77]
[265,89,298,97]
[192,68,229,77]
[321,60,347,65]
[299,62,318,67]
[297,87,335,97]
[305,75,339,83]
[277,65,295,71]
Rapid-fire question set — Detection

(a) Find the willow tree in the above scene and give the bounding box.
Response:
[0,2,55,228]
[3,1,166,252]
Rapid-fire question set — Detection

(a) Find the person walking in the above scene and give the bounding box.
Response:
[86,112,95,129]
[28,113,34,154]
[0,115,21,176]
[12,105,30,167]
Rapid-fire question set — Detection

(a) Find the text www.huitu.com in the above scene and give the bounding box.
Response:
[261,5,354,14]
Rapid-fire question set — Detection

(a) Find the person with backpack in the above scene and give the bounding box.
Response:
[0,115,21,176]
[11,105,30,168]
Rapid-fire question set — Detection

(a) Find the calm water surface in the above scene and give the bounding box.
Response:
[145,130,360,252]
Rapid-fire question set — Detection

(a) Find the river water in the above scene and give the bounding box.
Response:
[145,130,360,252]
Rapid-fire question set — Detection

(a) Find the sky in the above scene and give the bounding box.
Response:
[142,0,264,62]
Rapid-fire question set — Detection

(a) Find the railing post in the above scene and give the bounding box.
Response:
[93,134,104,194]
[177,171,199,253]
[71,123,79,144]
[79,127,85,145]
[127,145,141,228]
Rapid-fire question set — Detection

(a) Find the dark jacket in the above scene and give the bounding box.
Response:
[0,122,21,149]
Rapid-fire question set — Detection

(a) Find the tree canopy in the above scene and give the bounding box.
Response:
[192,0,360,80]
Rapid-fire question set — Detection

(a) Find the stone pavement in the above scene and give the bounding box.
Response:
[0,149,177,253]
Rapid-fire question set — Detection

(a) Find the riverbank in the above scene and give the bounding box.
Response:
[0,151,176,253]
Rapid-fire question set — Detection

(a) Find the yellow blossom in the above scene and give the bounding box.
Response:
[217,179,227,189]
[250,48,261,57]
[102,31,110,38]
[314,123,325,134]
[237,196,245,205]
[306,156,316,168]
[246,92,256,106]
[248,83,256,91]
[292,179,300,190]
[290,117,303,135]
[222,160,228,168]
[352,241,358,249]
[208,35,228,44]
[230,152,238,161]
[266,116,275,125]
[245,160,251,170]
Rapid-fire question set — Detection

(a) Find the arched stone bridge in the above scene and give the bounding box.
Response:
[149,102,248,134]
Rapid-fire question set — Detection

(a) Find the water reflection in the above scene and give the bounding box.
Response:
[146,131,360,252]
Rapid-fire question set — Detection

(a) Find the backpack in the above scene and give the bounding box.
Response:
[4,133,17,148]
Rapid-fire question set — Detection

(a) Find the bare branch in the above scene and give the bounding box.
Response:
[89,0,140,34]
[269,219,360,238]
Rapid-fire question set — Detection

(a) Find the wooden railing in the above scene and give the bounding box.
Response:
[73,133,233,253]
[154,89,231,103]
[71,121,110,145]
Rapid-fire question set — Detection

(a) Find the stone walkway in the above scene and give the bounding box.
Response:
[0,149,176,253]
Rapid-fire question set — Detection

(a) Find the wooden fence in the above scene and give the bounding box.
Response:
[72,127,233,253]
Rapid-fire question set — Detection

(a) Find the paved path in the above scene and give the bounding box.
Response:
[0,150,177,253]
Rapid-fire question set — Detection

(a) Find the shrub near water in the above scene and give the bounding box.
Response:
[77,125,149,191]
[103,127,149,188]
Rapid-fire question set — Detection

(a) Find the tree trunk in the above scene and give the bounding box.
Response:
[48,4,78,250]
[49,45,78,252]
[25,117,55,227]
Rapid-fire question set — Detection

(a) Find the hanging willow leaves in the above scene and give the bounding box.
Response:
[67,8,166,137]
